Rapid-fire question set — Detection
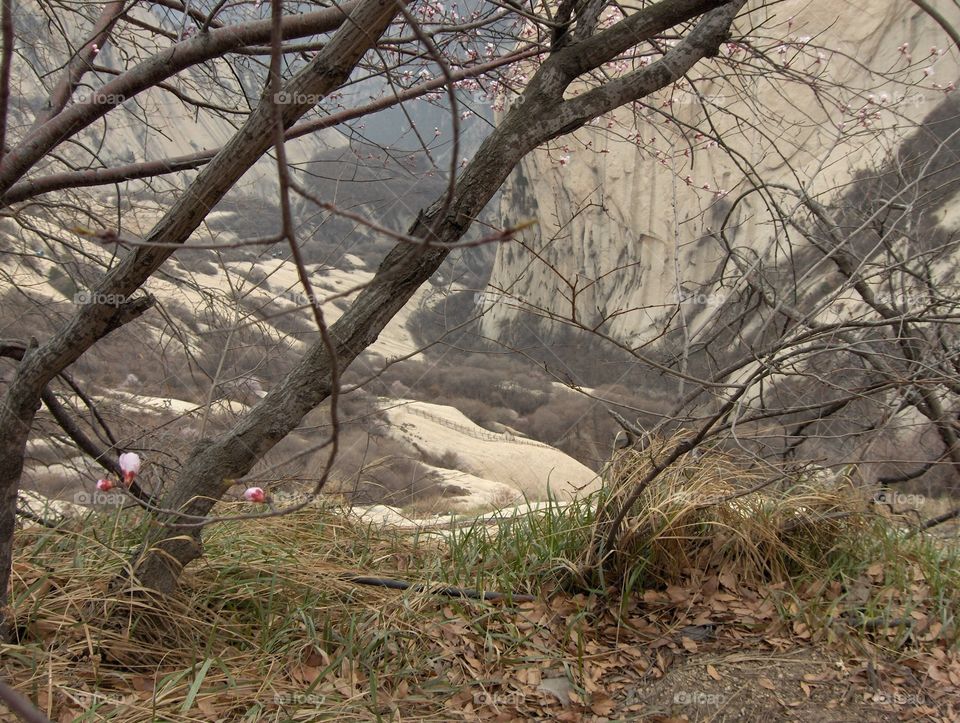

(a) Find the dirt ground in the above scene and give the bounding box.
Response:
[451,643,953,722]
[620,648,944,722]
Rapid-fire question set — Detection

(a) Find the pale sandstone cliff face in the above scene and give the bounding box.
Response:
[480,1,960,349]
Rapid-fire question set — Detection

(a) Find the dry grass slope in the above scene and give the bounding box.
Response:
[1,445,958,721]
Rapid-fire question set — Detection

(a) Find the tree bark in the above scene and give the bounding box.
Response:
[0,0,406,637]
[0,296,153,639]
[0,0,745,620]
[131,0,746,593]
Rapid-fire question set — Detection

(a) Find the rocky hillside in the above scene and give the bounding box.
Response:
[480,0,960,352]
[1,219,596,513]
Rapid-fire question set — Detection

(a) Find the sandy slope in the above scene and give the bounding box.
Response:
[381,399,600,502]
[4,221,601,515]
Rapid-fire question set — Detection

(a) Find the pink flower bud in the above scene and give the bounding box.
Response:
[243,487,266,503]
[119,452,140,485]
[96,478,114,492]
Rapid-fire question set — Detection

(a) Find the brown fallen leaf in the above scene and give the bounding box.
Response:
[706,664,722,681]
[291,664,321,685]
[667,586,691,603]
[590,693,616,716]
[305,648,329,668]
[58,708,82,723]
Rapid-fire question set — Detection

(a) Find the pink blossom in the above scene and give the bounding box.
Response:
[90,43,100,56]
[96,478,114,492]
[119,452,140,485]
[243,487,266,503]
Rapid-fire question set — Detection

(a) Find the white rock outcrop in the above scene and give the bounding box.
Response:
[381,400,601,501]
[480,1,960,347]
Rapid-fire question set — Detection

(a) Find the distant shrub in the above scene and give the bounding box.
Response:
[245,267,268,286]
[422,449,463,470]
[46,265,78,300]
[191,260,218,276]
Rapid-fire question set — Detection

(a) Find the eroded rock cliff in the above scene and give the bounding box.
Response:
[481,1,960,351]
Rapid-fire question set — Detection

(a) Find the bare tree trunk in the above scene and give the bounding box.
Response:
[131,0,746,593]
[0,0,407,636]
[0,0,744,621]
[0,297,153,638]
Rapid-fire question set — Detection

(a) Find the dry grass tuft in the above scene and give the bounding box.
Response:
[584,433,866,589]
[3,506,469,721]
